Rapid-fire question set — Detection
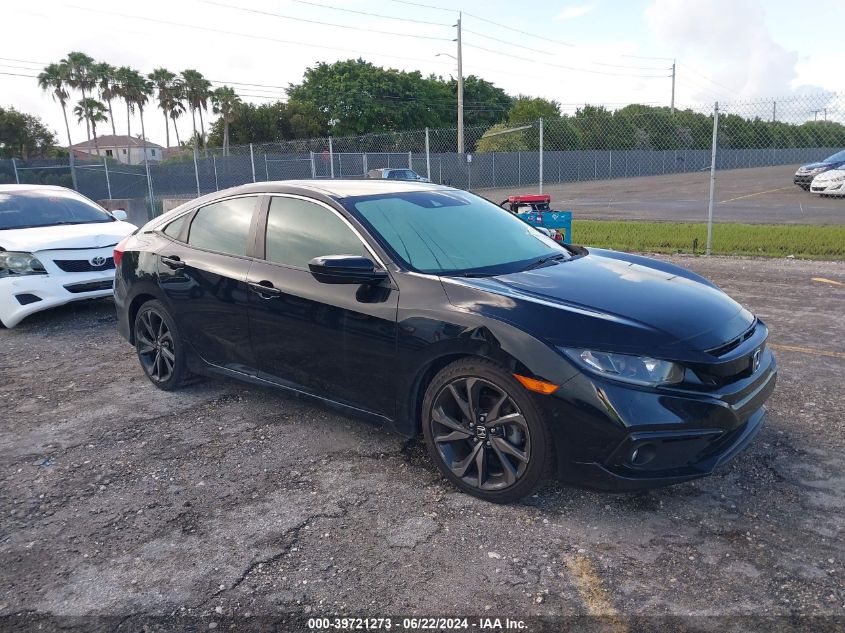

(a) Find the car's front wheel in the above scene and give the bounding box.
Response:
[422,358,553,503]
[134,300,188,391]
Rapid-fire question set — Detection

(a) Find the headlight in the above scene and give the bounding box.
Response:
[560,348,684,386]
[0,251,47,277]
[829,173,845,182]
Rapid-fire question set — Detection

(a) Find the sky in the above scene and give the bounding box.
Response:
[2,0,843,148]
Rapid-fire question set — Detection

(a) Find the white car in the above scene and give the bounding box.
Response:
[0,185,136,327]
[810,168,845,197]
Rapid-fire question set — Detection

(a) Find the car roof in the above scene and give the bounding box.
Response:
[0,184,74,193]
[211,179,447,199]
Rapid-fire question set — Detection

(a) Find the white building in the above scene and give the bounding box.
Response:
[70,135,164,165]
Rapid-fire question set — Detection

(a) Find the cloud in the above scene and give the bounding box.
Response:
[644,0,825,101]
[555,4,594,21]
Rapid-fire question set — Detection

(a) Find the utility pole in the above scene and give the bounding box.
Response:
[670,59,676,115]
[456,12,464,154]
[772,100,776,123]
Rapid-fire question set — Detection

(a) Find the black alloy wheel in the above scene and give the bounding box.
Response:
[422,359,552,503]
[134,300,187,390]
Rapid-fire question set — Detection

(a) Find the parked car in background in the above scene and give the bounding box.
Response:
[366,168,429,182]
[0,185,136,327]
[810,168,845,197]
[793,149,845,190]
[114,180,776,503]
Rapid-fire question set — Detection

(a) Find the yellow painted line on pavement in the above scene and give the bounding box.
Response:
[811,277,844,287]
[769,343,845,360]
[720,186,793,203]
[563,554,628,633]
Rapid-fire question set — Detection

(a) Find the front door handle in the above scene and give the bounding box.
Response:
[248,280,282,298]
[161,255,185,269]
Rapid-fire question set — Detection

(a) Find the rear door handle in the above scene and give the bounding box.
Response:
[248,280,282,298]
[161,255,185,269]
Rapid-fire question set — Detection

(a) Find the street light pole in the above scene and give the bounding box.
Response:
[456,12,464,154]
[670,59,676,115]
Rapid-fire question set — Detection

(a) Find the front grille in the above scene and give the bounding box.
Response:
[54,257,115,273]
[63,280,114,294]
[706,322,757,357]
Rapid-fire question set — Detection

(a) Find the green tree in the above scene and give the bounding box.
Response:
[121,73,154,162]
[454,75,512,128]
[92,62,118,137]
[181,69,212,151]
[37,62,74,148]
[507,96,561,123]
[72,98,107,156]
[210,86,241,155]
[61,51,95,143]
[149,68,178,147]
[288,59,458,136]
[0,106,57,159]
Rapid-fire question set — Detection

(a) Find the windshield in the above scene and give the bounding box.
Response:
[387,170,418,180]
[824,149,845,163]
[346,190,569,275]
[0,189,113,230]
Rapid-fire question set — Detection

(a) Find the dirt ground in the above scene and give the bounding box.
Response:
[479,164,845,225]
[1,255,844,631]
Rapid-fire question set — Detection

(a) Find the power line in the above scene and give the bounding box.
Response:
[461,42,671,78]
[66,5,457,70]
[677,61,740,96]
[200,0,452,42]
[280,0,450,27]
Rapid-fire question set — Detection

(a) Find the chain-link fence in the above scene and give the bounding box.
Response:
[2,92,843,242]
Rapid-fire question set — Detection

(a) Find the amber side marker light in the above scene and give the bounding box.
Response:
[513,374,560,395]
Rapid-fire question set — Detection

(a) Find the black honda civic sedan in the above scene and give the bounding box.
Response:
[114,181,776,503]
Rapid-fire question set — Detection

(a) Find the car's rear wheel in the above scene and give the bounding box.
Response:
[134,300,187,391]
[422,358,553,503]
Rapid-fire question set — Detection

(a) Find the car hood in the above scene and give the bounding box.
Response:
[0,221,136,253]
[813,168,845,182]
[441,252,754,356]
[798,161,843,172]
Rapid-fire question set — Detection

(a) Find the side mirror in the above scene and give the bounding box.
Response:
[308,255,388,285]
[111,209,128,221]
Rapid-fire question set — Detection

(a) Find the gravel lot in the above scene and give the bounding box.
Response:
[1,255,843,631]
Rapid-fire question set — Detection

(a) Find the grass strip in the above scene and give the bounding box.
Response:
[571,221,845,260]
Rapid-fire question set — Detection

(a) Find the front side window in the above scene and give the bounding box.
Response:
[187,197,256,256]
[264,197,367,269]
[0,189,113,230]
[347,190,568,275]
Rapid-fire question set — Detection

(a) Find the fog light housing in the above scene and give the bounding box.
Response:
[630,443,657,466]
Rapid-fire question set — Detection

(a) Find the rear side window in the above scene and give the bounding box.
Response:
[187,197,257,256]
[162,214,188,240]
[264,197,367,268]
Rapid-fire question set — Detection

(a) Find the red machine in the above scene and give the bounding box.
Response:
[499,194,570,243]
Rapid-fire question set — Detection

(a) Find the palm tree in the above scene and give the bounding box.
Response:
[148,68,177,147]
[37,62,74,149]
[169,99,186,146]
[73,98,108,156]
[181,69,211,152]
[114,66,141,164]
[92,62,118,137]
[62,51,95,143]
[123,74,154,164]
[211,86,241,156]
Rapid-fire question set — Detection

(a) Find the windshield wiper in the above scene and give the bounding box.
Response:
[520,253,568,272]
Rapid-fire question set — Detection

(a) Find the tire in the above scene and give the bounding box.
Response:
[134,299,188,391]
[421,358,554,504]
[800,184,811,191]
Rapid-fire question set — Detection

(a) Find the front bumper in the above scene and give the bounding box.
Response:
[794,173,817,187]
[536,347,777,491]
[810,180,845,196]
[0,270,115,327]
